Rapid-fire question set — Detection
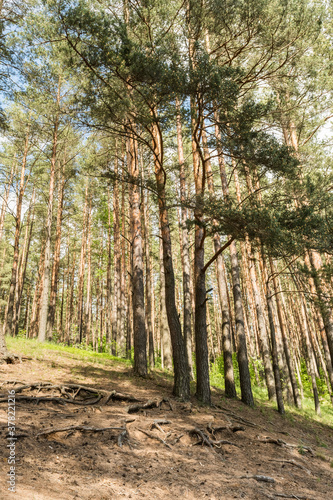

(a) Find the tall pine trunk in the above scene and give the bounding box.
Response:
[176,100,193,379]
[38,79,61,342]
[216,141,253,406]
[46,162,65,339]
[151,117,190,399]
[127,131,147,376]
[3,127,30,339]
[202,127,236,397]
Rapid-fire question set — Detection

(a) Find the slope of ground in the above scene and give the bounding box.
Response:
[0,339,332,500]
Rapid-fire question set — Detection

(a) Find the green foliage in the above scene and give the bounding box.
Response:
[210,353,333,426]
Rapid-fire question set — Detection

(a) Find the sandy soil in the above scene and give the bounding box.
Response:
[0,348,332,500]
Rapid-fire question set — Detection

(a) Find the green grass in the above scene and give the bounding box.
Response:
[6,336,132,366]
[210,354,333,428]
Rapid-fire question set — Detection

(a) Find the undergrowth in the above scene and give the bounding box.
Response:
[5,336,333,427]
[210,354,333,427]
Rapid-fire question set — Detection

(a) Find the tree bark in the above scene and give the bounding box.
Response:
[176,99,193,379]
[38,79,61,342]
[215,138,253,405]
[46,162,65,340]
[202,126,236,397]
[13,189,36,337]
[151,117,190,399]
[270,257,302,408]
[0,157,15,246]
[77,183,88,343]
[84,197,92,345]
[141,157,155,368]
[106,186,113,349]
[127,131,147,376]
[3,127,30,338]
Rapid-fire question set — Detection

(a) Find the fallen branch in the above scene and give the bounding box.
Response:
[240,474,275,483]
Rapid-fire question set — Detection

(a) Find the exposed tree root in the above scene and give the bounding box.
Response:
[138,428,172,449]
[207,421,245,437]
[37,422,132,448]
[173,433,184,444]
[0,381,140,406]
[257,436,314,455]
[189,427,240,449]
[0,353,22,365]
[269,458,312,475]
[150,419,171,433]
[262,492,315,500]
[215,405,258,428]
[0,395,102,405]
[36,425,125,437]
[127,397,172,414]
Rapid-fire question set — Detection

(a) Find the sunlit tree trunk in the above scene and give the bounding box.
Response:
[127,131,147,376]
[141,158,154,368]
[202,126,236,397]
[216,140,253,405]
[176,99,193,378]
[84,197,92,345]
[46,162,65,340]
[151,116,190,399]
[13,189,36,337]
[77,183,88,343]
[270,258,302,408]
[0,157,15,246]
[4,126,30,339]
[30,240,46,339]
[39,80,61,342]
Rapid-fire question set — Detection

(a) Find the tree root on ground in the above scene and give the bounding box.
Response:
[0,381,141,406]
[262,492,315,500]
[0,395,102,405]
[0,353,22,365]
[150,419,171,433]
[127,397,173,414]
[137,428,172,449]
[257,435,314,455]
[214,404,259,428]
[268,458,312,475]
[37,422,132,447]
[206,421,245,437]
[189,427,240,449]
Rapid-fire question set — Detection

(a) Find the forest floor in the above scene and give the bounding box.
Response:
[0,339,332,500]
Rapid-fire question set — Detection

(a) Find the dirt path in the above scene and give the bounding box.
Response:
[0,347,332,499]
